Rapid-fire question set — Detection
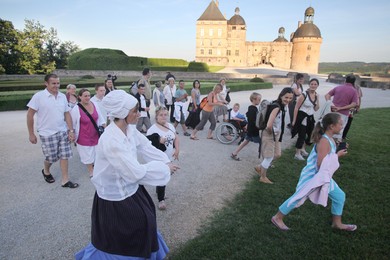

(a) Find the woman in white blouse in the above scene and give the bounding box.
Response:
[76,90,179,260]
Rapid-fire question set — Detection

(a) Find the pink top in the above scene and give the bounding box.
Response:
[327,83,358,116]
[77,105,99,146]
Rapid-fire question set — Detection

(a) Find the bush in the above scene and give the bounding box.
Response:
[147,58,188,67]
[249,76,264,82]
[187,62,209,72]
[80,75,95,79]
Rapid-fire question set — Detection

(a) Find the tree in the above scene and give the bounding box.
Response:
[0,18,80,74]
[0,19,20,74]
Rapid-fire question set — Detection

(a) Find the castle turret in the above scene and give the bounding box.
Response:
[227,7,247,66]
[290,7,322,73]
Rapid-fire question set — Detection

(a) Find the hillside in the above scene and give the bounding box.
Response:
[319,62,390,75]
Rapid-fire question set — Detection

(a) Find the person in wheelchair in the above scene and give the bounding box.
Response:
[229,103,248,132]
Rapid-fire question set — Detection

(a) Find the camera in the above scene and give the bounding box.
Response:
[107,74,117,83]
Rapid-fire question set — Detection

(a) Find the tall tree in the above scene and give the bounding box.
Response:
[0,19,20,74]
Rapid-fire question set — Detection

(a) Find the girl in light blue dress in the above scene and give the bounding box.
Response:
[271,113,357,232]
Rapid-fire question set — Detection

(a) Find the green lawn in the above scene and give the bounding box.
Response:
[169,108,390,259]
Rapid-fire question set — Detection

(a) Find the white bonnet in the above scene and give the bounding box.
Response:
[102,90,138,119]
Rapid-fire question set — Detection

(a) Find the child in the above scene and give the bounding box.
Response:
[230,93,261,161]
[271,113,356,232]
[135,84,151,133]
[230,103,248,131]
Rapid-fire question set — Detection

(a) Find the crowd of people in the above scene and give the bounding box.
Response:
[26,70,362,259]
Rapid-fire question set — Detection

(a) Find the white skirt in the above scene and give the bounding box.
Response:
[76,144,96,164]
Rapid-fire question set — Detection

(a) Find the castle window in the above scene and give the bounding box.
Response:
[217,49,221,56]
[307,45,312,50]
[227,50,231,56]
[201,40,204,46]
[218,29,222,37]
[232,26,236,30]
[200,49,204,55]
[218,41,221,46]
[209,29,213,36]
[209,49,213,55]
[210,40,213,46]
[200,29,204,37]
[306,55,310,61]
[255,49,257,52]
[235,50,239,56]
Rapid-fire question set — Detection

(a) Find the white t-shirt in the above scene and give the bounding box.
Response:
[27,89,70,136]
[146,123,176,161]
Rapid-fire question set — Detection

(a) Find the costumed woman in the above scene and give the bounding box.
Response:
[75,90,179,260]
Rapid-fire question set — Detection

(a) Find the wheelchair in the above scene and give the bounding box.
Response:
[215,109,247,144]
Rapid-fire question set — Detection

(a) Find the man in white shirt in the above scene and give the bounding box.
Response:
[27,74,79,188]
[135,84,151,133]
[91,84,108,123]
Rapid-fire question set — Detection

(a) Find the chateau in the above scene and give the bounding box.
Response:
[195,1,322,74]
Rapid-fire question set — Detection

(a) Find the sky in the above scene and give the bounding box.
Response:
[1,0,389,63]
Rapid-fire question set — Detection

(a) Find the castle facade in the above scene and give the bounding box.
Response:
[195,1,322,74]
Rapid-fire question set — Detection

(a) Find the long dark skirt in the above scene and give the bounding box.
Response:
[91,186,158,257]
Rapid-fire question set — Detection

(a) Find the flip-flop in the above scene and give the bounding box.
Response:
[42,169,55,183]
[271,216,289,231]
[61,181,79,188]
[190,136,199,140]
[231,153,241,161]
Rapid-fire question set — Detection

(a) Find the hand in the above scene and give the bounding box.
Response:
[167,162,180,174]
[29,133,37,144]
[145,107,150,112]
[172,149,179,160]
[68,132,75,142]
[337,149,348,157]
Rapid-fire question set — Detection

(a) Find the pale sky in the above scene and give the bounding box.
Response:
[1,0,389,63]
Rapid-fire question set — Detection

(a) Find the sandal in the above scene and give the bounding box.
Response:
[190,136,199,140]
[231,153,241,161]
[207,136,214,140]
[61,181,79,188]
[42,169,55,183]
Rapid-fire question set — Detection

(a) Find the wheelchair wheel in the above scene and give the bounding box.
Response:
[215,122,238,144]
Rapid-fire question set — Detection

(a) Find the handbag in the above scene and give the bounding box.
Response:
[77,103,104,137]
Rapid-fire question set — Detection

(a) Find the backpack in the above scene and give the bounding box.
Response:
[256,100,279,130]
[129,80,139,96]
[199,96,208,110]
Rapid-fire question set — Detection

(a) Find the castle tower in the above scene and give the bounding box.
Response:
[195,0,228,65]
[227,7,247,66]
[290,7,322,73]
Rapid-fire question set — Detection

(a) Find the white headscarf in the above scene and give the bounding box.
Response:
[103,90,138,120]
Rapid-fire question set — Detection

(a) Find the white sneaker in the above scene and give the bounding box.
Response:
[158,200,166,210]
[301,150,309,157]
[294,154,305,161]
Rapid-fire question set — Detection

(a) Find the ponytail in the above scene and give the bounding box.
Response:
[311,112,341,143]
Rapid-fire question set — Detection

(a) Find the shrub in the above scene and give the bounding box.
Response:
[249,76,264,82]
[187,62,209,72]
[80,75,95,79]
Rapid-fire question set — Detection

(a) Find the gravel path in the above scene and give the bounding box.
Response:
[1,74,389,259]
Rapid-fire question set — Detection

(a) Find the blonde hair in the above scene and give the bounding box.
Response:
[66,84,76,90]
[249,92,261,102]
[213,83,223,92]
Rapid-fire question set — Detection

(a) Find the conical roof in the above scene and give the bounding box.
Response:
[198,1,226,21]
